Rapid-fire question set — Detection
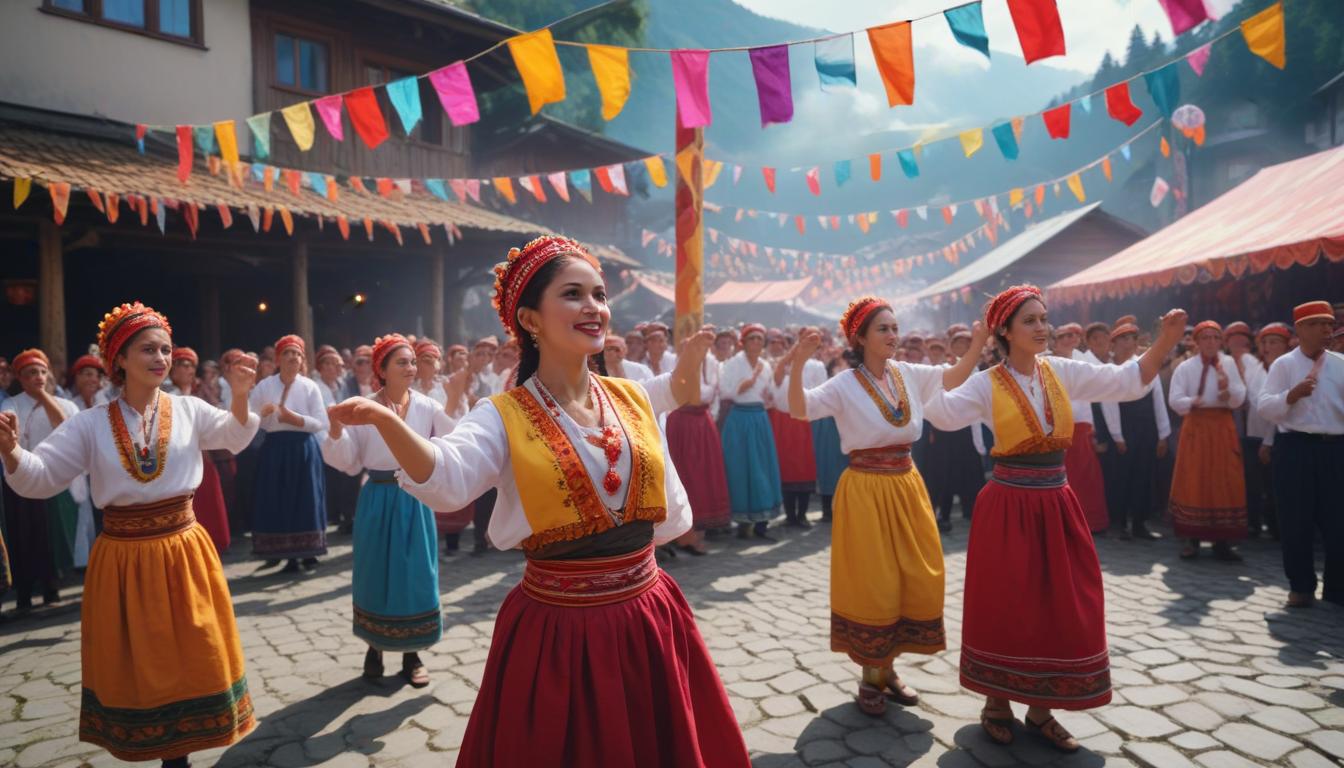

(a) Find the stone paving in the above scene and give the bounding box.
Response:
[1,517,1342,767]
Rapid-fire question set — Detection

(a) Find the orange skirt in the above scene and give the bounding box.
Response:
[1170,409,1247,541]
[80,495,254,760]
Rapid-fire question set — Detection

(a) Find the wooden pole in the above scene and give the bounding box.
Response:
[674,114,704,345]
[292,236,313,357]
[38,219,67,365]
[431,248,446,343]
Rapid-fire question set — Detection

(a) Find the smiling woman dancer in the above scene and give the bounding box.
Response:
[328,236,749,767]
[928,285,1187,752]
[0,302,260,768]
[787,300,987,716]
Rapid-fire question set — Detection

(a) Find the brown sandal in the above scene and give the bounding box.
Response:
[1026,715,1080,752]
[980,707,1017,745]
[883,670,919,706]
[856,682,887,716]
[401,653,430,688]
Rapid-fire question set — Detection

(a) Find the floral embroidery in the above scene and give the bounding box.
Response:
[960,646,1112,708]
[853,362,912,428]
[991,361,1073,456]
[108,394,172,484]
[831,613,946,666]
[80,677,253,761]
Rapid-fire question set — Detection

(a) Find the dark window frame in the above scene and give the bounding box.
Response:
[270,28,333,98]
[40,0,206,49]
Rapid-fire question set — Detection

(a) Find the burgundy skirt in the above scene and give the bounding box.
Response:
[457,545,750,767]
[667,405,732,531]
[960,459,1111,710]
[1064,423,1110,533]
[434,507,473,534]
[768,408,816,491]
[195,453,232,553]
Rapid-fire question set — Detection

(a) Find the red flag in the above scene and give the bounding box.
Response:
[594,166,615,194]
[217,204,233,229]
[337,215,350,240]
[1041,103,1071,139]
[183,203,199,239]
[262,207,274,232]
[896,209,909,228]
[345,87,390,149]
[376,177,395,197]
[1105,83,1143,126]
[49,182,71,225]
[794,215,805,234]
[284,169,301,196]
[105,193,120,224]
[1006,0,1065,64]
[805,167,821,196]
[86,189,105,214]
[762,167,776,193]
[175,126,193,184]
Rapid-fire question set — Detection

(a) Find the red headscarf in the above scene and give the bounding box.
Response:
[1293,300,1333,325]
[1193,320,1222,339]
[985,284,1043,332]
[71,355,104,376]
[316,345,342,366]
[414,339,442,360]
[740,323,767,341]
[371,334,412,384]
[275,334,305,357]
[492,236,601,339]
[172,347,199,366]
[97,302,172,383]
[839,297,891,343]
[1223,321,1252,339]
[12,348,50,373]
[1109,323,1140,341]
[1257,323,1291,342]
[445,344,468,357]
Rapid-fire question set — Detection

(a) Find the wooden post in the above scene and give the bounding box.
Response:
[674,114,704,345]
[38,219,66,365]
[292,236,313,356]
[431,248,445,343]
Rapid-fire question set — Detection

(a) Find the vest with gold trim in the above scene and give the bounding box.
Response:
[490,376,667,552]
[989,359,1074,457]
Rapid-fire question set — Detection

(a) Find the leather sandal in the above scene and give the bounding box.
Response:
[401,654,430,688]
[362,648,384,680]
[1025,715,1080,752]
[980,707,1016,745]
[856,682,887,716]
[883,670,919,706]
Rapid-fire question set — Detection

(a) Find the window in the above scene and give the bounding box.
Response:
[274,33,329,93]
[42,0,202,45]
[364,62,442,146]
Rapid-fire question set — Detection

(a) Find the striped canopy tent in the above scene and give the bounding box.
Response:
[1049,145,1344,305]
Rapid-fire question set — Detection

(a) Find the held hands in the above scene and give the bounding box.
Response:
[278,405,304,428]
[259,403,277,418]
[0,411,18,456]
[328,397,393,429]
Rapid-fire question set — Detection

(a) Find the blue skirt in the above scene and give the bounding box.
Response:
[353,473,442,652]
[812,417,849,497]
[720,404,783,522]
[251,432,327,558]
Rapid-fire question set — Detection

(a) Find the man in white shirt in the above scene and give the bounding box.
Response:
[1100,324,1170,540]
[603,335,652,382]
[1257,301,1344,608]
[1225,322,1269,539]
[643,322,678,376]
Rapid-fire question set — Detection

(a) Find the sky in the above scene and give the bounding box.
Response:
[730,0,1239,74]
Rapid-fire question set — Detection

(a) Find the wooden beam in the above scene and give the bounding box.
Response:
[292,236,313,356]
[430,248,445,344]
[38,219,67,366]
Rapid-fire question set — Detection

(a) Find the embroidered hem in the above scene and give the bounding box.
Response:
[831,613,946,666]
[80,677,254,761]
[353,605,443,652]
[1170,502,1249,540]
[251,530,327,558]
[959,645,1112,710]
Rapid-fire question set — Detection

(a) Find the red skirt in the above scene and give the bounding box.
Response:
[195,453,232,553]
[1064,423,1110,533]
[960,460,1111,710]
[768,408,816,491]
[457,546,750,768]
[434,507,473,534]
[1170,409,1247,541]
[667,406,732,530]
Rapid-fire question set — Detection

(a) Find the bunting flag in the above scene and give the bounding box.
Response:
[345,87,390,148]
[175,125,193,184]
[869,153,881,181]
[941,205,955,225]
[587,45,631,120]
[363,217,374,241]
[805,167,821,195]
[509,29,566,114]
[281,102,316,151]
[1066,173,1085,202]
[214,120,240,168]
[547,171,570,202]
[644,156,668,188]
[216,203,232,229]
[834,159,851,187]
[1161,136,1171,157]
[423,178,448,201]
[959,128,984,158]
[418,222,432,245]
[1187,43,1211,76]
[336,214,350,240]
[1034,185,1046,205]
[1105,82,1143,126]
[1241,1,1285,70]
[897,148,919,178]
[570,169,593,202]
[1006,0,1066,64]
[386,76,423,134]
[262,206,274,232]
[519,175,547,203]
[944,3,991,59]
[314,95,345,141]
[105,193,119,223]
[1009,188,1024,207]
[992,122,1019,160]
[895,209,909,227]
[762,167,777,193]
[49,182,71,225]
[1042,103,1071,139]
[135,124,147,154]
[1158,0,1209,36]
[749,45,793,127]
[246,113,272,160]
[307,172,328,198]
[428,62,480,126]
[671,50,712,128]
[795,215,806,234]
[868,22,915,107]
[493,176,516,204]
[733,165,743,184]
[606,164,630,195]
[86,189,104,214]
[594,166,616,194]
[1144,65,1181,118]
[703,159,724,188]
[154,198,166,233]
[183,202,199,239]
[1150,176,1170,206]
[814,35,857,91]
[193,125,216,156]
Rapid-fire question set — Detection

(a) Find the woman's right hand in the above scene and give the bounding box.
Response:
[328,397,393,428]
[796,329,823,360]
[0,411,19,456]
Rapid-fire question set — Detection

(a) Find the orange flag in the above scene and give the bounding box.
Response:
[278,206,294,235]
[869,153,882,181]
[493,177,517,204]
[1240,1,1285,70]
[49,182,71,225]
[1161,137,1171,157]
[105,193,120,223]
[337,215,350,240]
[418,222,432,245]
[867,22,915,107]
[1102,157,1113,182]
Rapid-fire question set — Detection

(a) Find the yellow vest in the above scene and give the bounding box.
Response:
[989,359,1074,457]
[491,376,667,551]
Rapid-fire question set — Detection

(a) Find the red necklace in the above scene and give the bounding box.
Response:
[535,376,625,496]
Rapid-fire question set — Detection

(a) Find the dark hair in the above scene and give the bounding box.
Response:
[842,307,892,369]
[994,298,1045,356]
[511,256,575,386]
[111,326,163,386]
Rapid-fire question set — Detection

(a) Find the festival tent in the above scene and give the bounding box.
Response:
[1049,145,1344,305]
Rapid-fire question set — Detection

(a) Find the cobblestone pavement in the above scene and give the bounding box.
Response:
[2,517,1342,768]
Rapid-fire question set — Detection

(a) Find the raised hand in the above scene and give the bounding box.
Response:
[1159,309,1189,344]
[796,329,823,360]
[969,321,989,349]
[228,354,260,397]
[682,327,715,364]
[0,411,18,456]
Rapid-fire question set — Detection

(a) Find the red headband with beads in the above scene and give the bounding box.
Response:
[985,284,1042,332]
[98,302,172,371]
[839,297,890,343]
[12,348,50,373]
[492,236,601,339]
[371,334,412,384]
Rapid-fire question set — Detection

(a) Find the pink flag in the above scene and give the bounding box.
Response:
[465,179,481,203]
[1187,43,1211,76]
[1151,176,1170,206]
[314,95,345,141]
[546,171,570,202]
[606,164,629,196]
[449,178,469,203]
[428,62,480,126]
[671,50,712,128]
[805,167,821,196]
[1157,0,1208,36]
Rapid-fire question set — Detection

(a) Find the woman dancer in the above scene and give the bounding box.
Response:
[328,236,748,767]
[250,334,328,572]
[0,302,259,767]
[719,324,783,539]
[322,334,450,686]
[787,301,986,715]
[666,344,731,555]
[929,285,1186,751]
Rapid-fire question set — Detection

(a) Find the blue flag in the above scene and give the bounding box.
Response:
[944,3,990,59]
[307,172,328,198]
[834,159,852,187]
[193,125,216,156]
[1144,65,1181,118]
[569,169,593,202]
[991,123,1019,160]
[814,35,856,91]
[387,76,423,134]
[897,149,919,179]
[424,179,449,201]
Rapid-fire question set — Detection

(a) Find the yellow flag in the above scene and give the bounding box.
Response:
[281,102,316,151]
[675,146,697,187]
[508,29,566,114]
[1240,1,1285,70]
[13,177,31,209]
[493,177,517,204]
[587,45,630,121]
[1009,188,1024,208]
[644,156,668,188]
[1066,173,1085,203]
[703,159,724,189]
[959,128,984,158]
[214,120,240,167]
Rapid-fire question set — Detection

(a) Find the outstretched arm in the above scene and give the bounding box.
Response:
[942,322,988,390]
[788,330,822,420]
[1137,310,1188,386]
[328,398,436,482]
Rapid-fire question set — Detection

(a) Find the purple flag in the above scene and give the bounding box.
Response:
[428,62,480,126]
[671,50,712,128]
[749,45,793,127]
